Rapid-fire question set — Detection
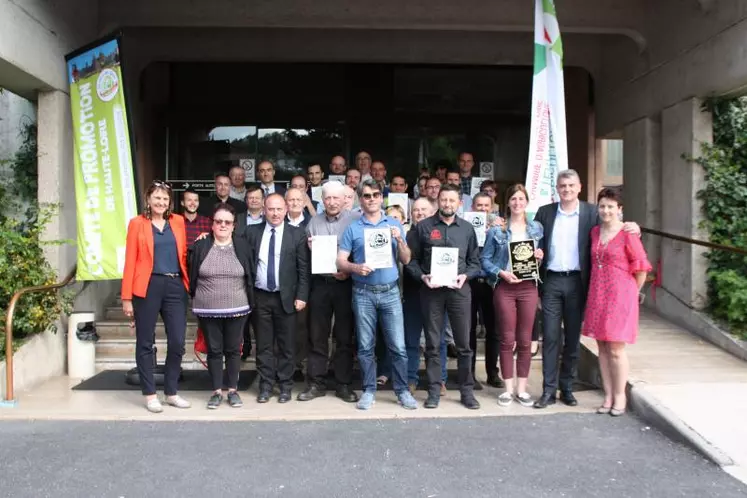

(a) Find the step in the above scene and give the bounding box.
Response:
[104,306,196,322]
[95,321,199,340]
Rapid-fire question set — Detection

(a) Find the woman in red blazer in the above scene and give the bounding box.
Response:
[121,180,191,413]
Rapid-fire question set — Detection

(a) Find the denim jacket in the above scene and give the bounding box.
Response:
[481,220,544,288]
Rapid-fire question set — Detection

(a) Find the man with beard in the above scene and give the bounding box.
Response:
[198,173,247,217]
[329,155,347,175]
[406,184,481,410]
[181,188,211,247]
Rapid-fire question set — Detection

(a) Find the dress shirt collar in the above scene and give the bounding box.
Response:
[557,201,580,216]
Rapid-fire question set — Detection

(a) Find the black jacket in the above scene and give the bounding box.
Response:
[534,200,599,299]
[197,195,247,218]
[187,234,255,307]
[242,221,311,314]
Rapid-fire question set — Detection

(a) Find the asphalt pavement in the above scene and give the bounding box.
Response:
[0,413,744,498]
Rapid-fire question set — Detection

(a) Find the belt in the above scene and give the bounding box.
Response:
[547,270,580,277]
[476,277,487,284]
[154,273,180,278]
[313,276,347,285]
[353,281,398,293]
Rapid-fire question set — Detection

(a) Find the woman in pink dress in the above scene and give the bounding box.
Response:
[583,187,651,417]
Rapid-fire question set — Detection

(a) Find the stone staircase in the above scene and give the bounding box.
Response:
[95,300,492,372]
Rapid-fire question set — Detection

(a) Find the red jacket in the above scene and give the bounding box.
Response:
[121,214,189,299]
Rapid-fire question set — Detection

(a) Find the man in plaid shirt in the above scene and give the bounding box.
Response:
[181,188,212,247]
[458,152,476,195]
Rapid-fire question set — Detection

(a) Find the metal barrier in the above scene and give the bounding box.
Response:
[3,266,77,404]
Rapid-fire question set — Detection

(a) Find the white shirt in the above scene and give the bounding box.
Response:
[547,202,581,272]
[261,183,276,196]
[255,222,284,291]
[287,213,305,227]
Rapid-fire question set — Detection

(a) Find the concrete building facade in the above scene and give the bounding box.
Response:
[1,0,745,323]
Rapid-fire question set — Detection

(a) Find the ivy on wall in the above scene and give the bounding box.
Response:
[695,97,747,338]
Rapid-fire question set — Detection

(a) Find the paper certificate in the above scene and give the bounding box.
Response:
[364,228,393,269]
[310,186,324,203]
[387,193,409,221]
[509,239,539,281]
[464,212,487,247]
[311,235,338,274]
[328,175,345,184]
[470,177,490,197]
[430,247,459,287]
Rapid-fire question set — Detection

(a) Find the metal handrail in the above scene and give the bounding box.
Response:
[4,266,76,403]
[641,227,747,255]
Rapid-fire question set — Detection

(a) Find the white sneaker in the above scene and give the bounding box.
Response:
[165,395,191,409]
[498,392,514,407]
[515,392,534,407]
[145,398,163,413]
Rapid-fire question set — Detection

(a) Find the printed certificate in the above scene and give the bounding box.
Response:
[311,235,338,274]
[430,247,459,287]
[364,228,393,269]
[464,211,487,247]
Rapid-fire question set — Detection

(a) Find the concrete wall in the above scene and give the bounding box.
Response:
[0,323,66,399]
[0,90,36,161]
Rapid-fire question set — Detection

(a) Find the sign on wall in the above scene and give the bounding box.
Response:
[66,34,137,281]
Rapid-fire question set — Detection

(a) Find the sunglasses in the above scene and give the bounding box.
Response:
[213,219,234,226]
[361,192,382,200]
[151,180,172,190]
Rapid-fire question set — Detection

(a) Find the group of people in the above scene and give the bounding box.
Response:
[121,151,651,416]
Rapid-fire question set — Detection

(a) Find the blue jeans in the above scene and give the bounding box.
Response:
[353,283,408,395]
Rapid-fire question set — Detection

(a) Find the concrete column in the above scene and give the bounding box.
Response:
[37,90,76,278]
[623,116,662,265]
[660,98,711,310]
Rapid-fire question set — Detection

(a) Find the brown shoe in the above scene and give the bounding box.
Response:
[440,382,447,396]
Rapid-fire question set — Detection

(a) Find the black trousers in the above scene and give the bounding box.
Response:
[421,286,474,394]
[295,307,309,372]
[132,275,187,396]
[307,278,354,388]
[541,272,584,395]
[253,289,296,390]
[470,279,499,379]
[199,315,248,391]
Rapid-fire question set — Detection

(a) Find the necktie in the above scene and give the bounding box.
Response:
[264,186,270,197]
[267,227,276,291]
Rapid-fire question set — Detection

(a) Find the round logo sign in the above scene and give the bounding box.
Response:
[96,68,120,102]
[368,232,389,249]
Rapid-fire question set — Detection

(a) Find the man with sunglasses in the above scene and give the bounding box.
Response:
[336,179,418,411]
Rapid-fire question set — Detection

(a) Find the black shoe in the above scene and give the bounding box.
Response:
[207,392,223,409]
[473,378,484,391]
[447,344,458,358]
[461,392,481,410]
[533,393,556,409]
[257,389,271,403]
[241,348,251,362]
[335,385,359,403]
[424,390,440,409]
[559,391,578,406]
[227,391,243,408]
[486,375,505,389]
[297,385,327,402]
[278,390,292,403]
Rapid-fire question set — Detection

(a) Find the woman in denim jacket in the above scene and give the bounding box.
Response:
[481,184,544,407]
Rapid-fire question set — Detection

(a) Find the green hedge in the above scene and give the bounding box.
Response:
[696,97,747,338]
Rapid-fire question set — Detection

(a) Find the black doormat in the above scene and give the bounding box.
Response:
[72,369,259,391]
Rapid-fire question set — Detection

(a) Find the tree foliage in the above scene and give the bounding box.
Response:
[696,97,747,337]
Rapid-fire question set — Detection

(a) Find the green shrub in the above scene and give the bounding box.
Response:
[0,205,73,356]
[696,97,747,338]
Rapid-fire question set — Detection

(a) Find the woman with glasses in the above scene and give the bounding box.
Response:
[122,180,191,413]
[189,204,255,409]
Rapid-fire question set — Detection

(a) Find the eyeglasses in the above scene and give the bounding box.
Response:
[213,219,234,226]
[361,192,382,200]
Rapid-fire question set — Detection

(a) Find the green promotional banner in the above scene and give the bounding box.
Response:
[66,36,138,281]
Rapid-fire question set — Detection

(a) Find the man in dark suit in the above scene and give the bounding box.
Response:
[197,173,247,217]
[533,169,638,409]
[243,193,310,403]
[257,160,287,197]
[234,184,265,238]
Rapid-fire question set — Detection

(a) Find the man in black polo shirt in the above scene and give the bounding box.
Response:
[406,184,481,410]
